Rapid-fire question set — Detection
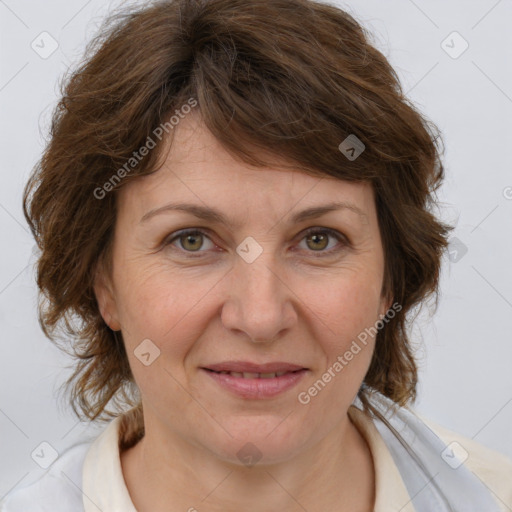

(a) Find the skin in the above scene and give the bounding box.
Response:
[94,113,391,512]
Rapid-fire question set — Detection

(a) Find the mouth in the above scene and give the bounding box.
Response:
[203,369,301,379]
[200,362,308,399]
[203,361,307,374]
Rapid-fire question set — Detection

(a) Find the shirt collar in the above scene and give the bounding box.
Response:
[82,416,137,512]
[82,408,414,512]
[348,405,416,512]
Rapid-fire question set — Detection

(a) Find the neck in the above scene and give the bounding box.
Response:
[121,409,375,512]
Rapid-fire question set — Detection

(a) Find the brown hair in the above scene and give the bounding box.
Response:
[23,0,451,447]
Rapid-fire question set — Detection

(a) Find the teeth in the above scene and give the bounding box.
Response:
[243,372,261,378]
[212,369,298,378]
[217,371,290,378]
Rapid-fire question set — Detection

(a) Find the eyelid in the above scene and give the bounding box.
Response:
[295,227,351,256]
[164,226,350,256]
[163,228,218,255]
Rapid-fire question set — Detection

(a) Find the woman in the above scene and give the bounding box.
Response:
[2,0,511,510]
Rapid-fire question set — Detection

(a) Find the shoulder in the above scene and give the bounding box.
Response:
[352,394,512,511]
[421,415,512,512]
[1,415,136,512]
[0,441,91,512]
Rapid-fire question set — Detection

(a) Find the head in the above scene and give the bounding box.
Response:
[24,0,451,456]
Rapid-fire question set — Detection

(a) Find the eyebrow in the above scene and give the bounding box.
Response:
[140,200,368,226]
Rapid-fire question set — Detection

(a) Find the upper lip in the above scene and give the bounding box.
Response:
[203,361,307,373]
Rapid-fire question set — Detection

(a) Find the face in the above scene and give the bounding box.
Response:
[95,114,390,465]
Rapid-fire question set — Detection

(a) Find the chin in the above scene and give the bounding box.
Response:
[199,417,310,467]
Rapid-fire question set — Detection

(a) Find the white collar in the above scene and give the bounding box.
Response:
[81,405,414,511]
[80,396,501,512]
[82,415,137,512]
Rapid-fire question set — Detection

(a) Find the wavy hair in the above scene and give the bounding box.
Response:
[23,0,451,449]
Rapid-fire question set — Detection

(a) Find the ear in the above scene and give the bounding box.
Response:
[379,291,394,318]
[93,263,121,331]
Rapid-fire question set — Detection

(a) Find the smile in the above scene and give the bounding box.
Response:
[207,370,292,378]
[201,368,308,399]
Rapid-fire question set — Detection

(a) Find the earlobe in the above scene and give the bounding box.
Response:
[379,293,394,318]
[93,269,121,331]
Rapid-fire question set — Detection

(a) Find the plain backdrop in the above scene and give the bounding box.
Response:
[1,0,511,496]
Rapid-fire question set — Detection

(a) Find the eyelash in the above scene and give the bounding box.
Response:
[163,227,349,258]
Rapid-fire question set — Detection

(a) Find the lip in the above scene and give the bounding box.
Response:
[201,361,308,399]
[203,361,306,373]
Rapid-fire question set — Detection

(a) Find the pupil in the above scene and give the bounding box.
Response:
[184,234,201,250]
[309,233,327,250]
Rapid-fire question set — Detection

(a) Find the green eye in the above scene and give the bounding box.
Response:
[297,227,348,255]
[177,231,209,252]
[165,227,348,257]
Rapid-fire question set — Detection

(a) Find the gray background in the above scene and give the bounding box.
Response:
[1,0,511,496]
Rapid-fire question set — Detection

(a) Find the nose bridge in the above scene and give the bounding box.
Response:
[221,237,296,343]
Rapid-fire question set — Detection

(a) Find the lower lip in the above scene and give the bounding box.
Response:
[201,369,308,399]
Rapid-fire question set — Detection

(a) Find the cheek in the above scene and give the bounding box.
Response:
[115,271,199,400]
[308,270,384,346]
[115,265,216,355]
[294,276,382,425]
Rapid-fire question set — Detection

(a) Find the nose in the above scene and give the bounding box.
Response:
[220,251,297,344]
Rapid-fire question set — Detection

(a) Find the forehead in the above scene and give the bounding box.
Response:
[118,114,376,225]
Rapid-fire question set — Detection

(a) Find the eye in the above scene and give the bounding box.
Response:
[164,227,348,257]
[296,227,348,255]
[165,229,216,255]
